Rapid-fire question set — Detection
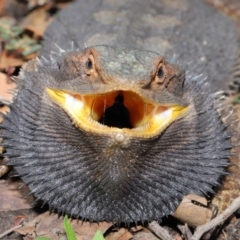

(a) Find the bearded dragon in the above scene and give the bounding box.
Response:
[0,0,239,224]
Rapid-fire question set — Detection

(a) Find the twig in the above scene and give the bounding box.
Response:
[0,224,23,239]
[148,221,173,240]
[191,196,240,240]
[184,224,192,240]
[177,224,192,240]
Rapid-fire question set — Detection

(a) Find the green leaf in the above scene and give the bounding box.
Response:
[92,230,105,240]
[22,44,41,56]
[64,215,77,240]
[232,96,240,105]
[34,237,51,240]
[11,26,23,36]
[1,32,11,40]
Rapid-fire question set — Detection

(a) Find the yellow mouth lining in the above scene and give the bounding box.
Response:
[46,88,189,138]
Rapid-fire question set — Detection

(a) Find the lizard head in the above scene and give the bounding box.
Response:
[46,46,188,139]
[1,46,231,223]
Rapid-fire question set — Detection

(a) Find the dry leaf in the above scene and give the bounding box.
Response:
[132,231,159,240]
[15,212,68,239]
[105,228,133,240]
[0,52,25,69]
[0,105,10,114]
[74,220,112,240]
[0,180,34,211]
[24,52,38,61]
[172,194,213,227]
[0,105,9,131]
[0,72,17,104]
[19,6,52,37]
[15,211,113,240]
[118,231,133,240]
[56,1,74,10]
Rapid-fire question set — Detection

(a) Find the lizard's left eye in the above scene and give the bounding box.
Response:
[157,67,164,78]
[86,59,93,70]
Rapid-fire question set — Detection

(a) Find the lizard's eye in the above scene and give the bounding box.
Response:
[157,67,164,78]
[86,59,93,70]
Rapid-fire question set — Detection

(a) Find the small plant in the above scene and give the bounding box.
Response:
[232,95,240,105]
[64,216,77,240]
[92,230,105,240]
[34,216,105,240]
[0,17,41,57]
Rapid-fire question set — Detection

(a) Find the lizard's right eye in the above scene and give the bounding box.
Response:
[157,67,164,78]
[86,59,93,70]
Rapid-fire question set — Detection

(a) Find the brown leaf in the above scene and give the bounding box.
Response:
[0,52,25,69]
[0,164,9,177]
[105,228,133,240]
[15,212,65,239]
[0,72,17,104]
[118,231,133,240]
[15,211,113,240]
[56,1,74,10]
[24,52,38,61]
[0,105,10,114]
[172,194,213,227]
[0,180,34,211]
[74,220,112,240]
[19,6,52,37]
[132,231,159,240]
[130,226,143,233]
[0,105,10,125]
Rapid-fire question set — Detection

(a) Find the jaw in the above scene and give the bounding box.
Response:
[46,88,189,138]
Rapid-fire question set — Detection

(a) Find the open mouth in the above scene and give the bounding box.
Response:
[46,88,188,138]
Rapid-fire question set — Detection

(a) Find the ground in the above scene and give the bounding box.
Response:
[0,1,240,240]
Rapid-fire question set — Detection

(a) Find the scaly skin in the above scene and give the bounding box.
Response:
[0,45,232,223]
[0,0,240,224]
[38,0,240,218]
[41,0,238,91]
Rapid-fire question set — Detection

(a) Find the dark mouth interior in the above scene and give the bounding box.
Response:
[99,93,133,129]
[46,88,187,135]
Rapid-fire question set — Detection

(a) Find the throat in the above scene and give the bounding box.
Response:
[99,93,133,129]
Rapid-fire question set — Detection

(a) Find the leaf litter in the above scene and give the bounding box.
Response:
[0,1,240,240]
